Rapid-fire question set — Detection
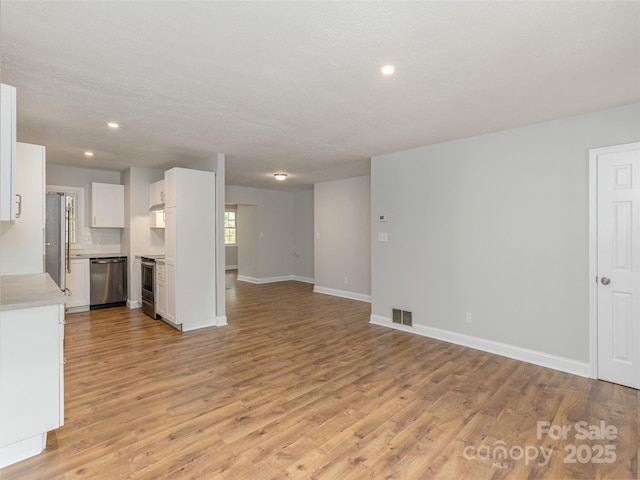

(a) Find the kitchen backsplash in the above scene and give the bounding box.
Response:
[71,227,121,254]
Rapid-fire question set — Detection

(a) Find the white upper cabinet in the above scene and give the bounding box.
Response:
[0,83,17,222]
[149,179,165,208]
[0,143,45,276]
[164,169,176,208]
[90,182,124,228]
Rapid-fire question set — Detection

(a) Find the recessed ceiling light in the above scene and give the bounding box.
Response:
[107,122,119,129]
[274,173,287,181]
[84,151,94,157]
[380,64,396,76]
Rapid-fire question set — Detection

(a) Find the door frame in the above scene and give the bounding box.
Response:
[588,141,640,380]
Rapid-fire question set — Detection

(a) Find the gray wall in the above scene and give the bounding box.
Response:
[237,204,258,278]
[226,185,314,281]
[314,176,371,298]
[292,189,314,281]
[225,246,238,268]
[371,102,640,362]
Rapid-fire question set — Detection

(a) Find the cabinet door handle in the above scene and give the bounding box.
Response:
[15,194,22,218]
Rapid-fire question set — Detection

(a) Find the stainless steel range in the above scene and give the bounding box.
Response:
[141,255,164,319]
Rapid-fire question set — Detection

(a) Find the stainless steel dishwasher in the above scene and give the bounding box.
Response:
[90,257,127,309]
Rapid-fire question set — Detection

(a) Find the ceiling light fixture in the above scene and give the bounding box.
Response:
[107,122,119,129]
[84,151,94,157]
[274,173,287,181]
[380,64,396,76]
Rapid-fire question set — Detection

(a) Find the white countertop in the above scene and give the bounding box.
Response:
[0,273,66,311]
[70,253,126,259]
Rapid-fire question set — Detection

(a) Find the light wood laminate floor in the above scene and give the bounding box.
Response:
[1,272,637,479]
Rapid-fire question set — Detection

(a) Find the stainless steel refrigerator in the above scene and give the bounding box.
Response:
[45,192,69,290]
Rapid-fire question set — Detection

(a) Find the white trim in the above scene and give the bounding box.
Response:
[225,265,238,270]
[370,314,590,378]
[257,275,296,284]
[127,300,142,309]
[67,305,90,313]
[216,315,228,326]
[181,317,217,331]
[588,141,640,380]
[236,275,258,284]
[588,147,599,379]
[313,286,371,303]
[292,275,314,284]
[0,432,47,468]
[237,274,313,285]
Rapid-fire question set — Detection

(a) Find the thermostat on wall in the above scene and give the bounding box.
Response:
[378,214,387,222]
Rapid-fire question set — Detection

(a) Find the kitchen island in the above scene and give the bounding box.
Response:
[0,273,66,468]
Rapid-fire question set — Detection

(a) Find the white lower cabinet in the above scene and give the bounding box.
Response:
[165,261,176,323]
[156,260,167,318]
[136,257,142,307]
[0,303,65,468]
[66,258,90,311]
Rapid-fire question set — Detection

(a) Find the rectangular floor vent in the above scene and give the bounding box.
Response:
[392,308,412,327]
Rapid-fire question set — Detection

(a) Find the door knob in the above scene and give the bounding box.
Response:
[601,277,611,285]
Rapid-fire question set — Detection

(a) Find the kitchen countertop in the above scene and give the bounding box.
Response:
[70,253,127,259]
[138,254,165,260]
[0,273,66,311]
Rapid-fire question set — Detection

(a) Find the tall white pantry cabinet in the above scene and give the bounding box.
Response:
[163,167,216,331]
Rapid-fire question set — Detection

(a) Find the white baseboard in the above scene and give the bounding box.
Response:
[66,305,90,313]
[225,265,238,270]
[236,275,258,284]
[258,275,294,284]
[127,300,142,309]
[369,314,590,378]
[293,275,314,284]
[314,286,371,303]
[216,315,228,326]
[0,432,47,468]
[181,317,217,332]
[237,274,314,285]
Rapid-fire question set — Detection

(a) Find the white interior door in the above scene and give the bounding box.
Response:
[596,142,640,389]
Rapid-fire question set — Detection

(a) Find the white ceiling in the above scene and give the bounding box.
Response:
[1,1,639,191]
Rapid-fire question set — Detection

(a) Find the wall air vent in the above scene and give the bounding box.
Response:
[392,308,412,326]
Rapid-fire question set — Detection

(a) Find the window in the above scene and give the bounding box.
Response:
[47,185,84,247]
[224,211,237,245]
